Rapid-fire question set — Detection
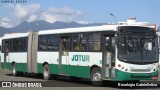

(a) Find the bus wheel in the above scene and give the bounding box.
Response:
[43,64,51,80]
[12,63,17,76]
[90,67,102,86]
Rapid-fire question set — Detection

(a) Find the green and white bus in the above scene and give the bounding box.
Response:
[0,25,159,85]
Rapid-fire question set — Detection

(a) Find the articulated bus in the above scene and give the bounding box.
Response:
[0,25,159,86]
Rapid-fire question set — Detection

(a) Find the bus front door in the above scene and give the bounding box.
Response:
[59,37,70,75]
[102,35,115,79]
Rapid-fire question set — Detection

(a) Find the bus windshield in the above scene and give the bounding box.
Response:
[117,35,158,64]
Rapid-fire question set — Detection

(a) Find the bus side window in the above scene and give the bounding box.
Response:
[19,37,27,52]
[88,33,101,51]
[75,38,84,50]
[39,35,47,50]
[73,33,87,51]
[39,35,59,51]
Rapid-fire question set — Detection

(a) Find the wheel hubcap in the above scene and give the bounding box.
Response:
[93,72,101,81]
[44,68,49,77]
[13,67,15,75]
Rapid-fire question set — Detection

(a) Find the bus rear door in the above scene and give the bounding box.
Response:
[59,36,70,75]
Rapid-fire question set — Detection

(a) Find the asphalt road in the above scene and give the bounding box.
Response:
[0,69,160,90]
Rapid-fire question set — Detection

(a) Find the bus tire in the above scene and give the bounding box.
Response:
[43,64,51,80]
[90,67,102,86]
[12,63,17,76]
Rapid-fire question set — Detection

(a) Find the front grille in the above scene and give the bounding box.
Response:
[130,69,151,72]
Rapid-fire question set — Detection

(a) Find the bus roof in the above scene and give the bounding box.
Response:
[38,24,153,35]
[1,24,152,39]
[2,33,29,39]
[38,25,118,35]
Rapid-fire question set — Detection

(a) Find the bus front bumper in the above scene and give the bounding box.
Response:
[114,69,159,81]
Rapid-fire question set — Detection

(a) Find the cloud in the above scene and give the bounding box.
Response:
[75,20,92,24]
[0,17,14,28]
[3,4,41,27]
[41,7,83,23]
[9,4,84,23]
[1,4,88,28]
[27,14,38,22]
[9,4,41,19]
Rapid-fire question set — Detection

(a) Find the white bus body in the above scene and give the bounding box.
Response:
[1,25,159,85]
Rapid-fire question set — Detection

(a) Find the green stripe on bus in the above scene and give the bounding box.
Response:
[49,64,59,74]
[115,69,159,81]
[1,62,91,78]
[67,65,90,78]
[16,63,27,72]
[0,62,12,71]
[2,62,158,81]
[0,63,5,69]
[38,64,90,78]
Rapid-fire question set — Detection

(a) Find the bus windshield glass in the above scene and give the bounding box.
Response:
[117,35,158,64]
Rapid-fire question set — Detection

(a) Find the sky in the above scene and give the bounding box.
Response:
[0,0,160,28]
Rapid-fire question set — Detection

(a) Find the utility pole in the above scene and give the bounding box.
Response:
[109,13,118,24]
